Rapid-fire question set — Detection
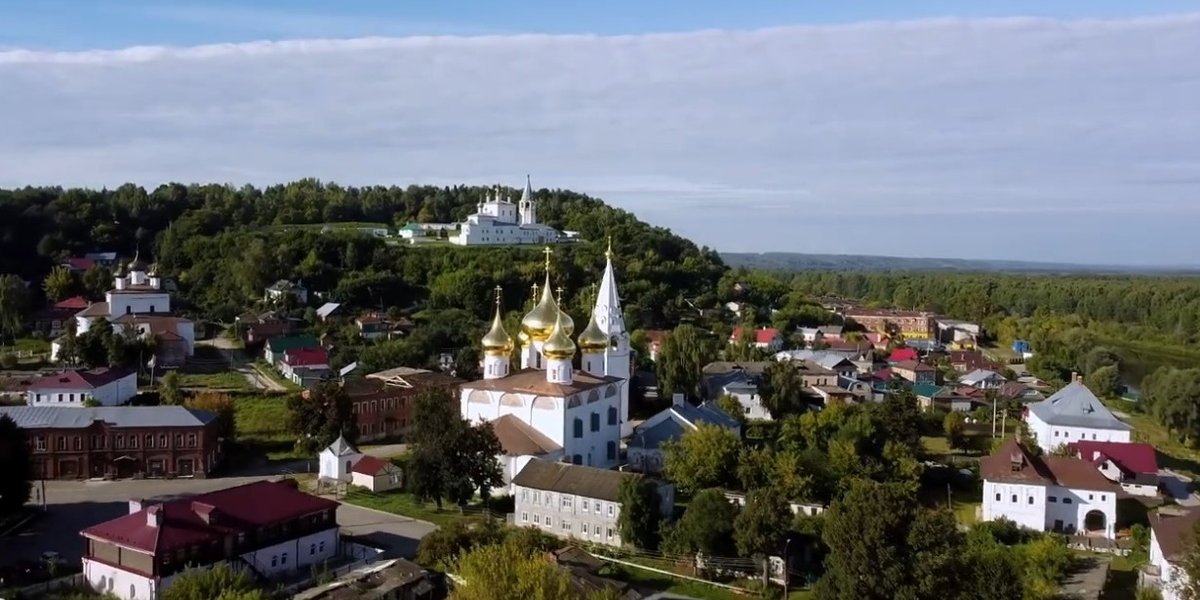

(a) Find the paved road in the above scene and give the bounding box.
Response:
[0,476,434,567]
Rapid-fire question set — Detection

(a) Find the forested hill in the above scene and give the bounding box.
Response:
[723,252,1200,274]
[0,180,725,327]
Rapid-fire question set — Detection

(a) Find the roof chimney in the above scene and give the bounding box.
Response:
[146,505,162,528]
[672,393,686,407]
[129,499,144,514]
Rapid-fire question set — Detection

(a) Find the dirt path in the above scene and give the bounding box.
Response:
[195,337,287,392]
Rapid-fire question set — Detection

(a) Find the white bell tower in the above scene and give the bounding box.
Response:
[593,239,632,435]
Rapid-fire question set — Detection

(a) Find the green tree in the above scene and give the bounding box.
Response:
[733,488,790,581]
[0,274,31,343]
[617,477,662,550]
[42,266,78,302]
[758,361,809,419]
[662,488,737,557]
[450,538,586,600]
[662,423,741,493]
[162,563,265,600]
[1086,364,1122,398]
[82,265,113,299]
[715,394,746,424]
[0,414,33,515]
[286,380,356,453]
[943,410,966,450]
[407,387,503,509]
[159,371,183,405]
[656,325,716,400]
[184,392,236,441]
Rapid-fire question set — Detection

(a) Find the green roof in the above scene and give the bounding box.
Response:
[267,335,320,353]
[912,383,943,398]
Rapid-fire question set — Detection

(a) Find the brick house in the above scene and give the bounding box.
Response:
[339,367,461,442]
[0,406,222,479]
[843,308,936,340]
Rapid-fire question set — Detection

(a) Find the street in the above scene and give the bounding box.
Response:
[0,476,434,567]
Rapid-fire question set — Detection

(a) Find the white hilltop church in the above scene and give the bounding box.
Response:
[460,244,633,485]
[450,176,564,246]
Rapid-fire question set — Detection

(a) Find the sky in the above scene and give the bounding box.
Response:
[1,2,1199,265]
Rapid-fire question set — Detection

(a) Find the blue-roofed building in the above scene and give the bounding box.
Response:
[627,397,740,475]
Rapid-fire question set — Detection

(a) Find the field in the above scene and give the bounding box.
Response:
[232,393,293,443]
[177,371,254,391]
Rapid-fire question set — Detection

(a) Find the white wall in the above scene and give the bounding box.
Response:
[27,373,138,407]
[1152,530,1184,600]
[241,528,338,578]
[83,558,156,600]
[983,481,1047,531]
[1027,412,1132,451]
[983,481,1117,538]
[728,390,770,421]
[351,468,402,492]
[106,292,172,318]
[319,450,362,482]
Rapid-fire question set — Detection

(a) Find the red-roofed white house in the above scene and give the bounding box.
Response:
[729,327,784,352]
[80,480,341,600]
[1069,440,1160,497]
[279,348,330,385]
[350,455,403,492]
[26,368,137,407]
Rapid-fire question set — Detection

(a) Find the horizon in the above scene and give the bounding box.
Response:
[2,2,1199,265]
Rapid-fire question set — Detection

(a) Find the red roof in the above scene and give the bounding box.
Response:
[27,368,134,391]
[283,347,329,367]
[730,327,780,344]
[888,348,919,362]
[1070,441,1158,475]
[54,296,90,310]
[63,257,96,271]
[982,438,1116,491]
[81,480,338,556]
[351,455,393,477]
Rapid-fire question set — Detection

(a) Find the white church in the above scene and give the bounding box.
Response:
[460,244,632,485]
[450,176,564,246]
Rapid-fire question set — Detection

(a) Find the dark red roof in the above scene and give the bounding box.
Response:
[283,347,329,367]
[983,438,1117,491]
[888,348,919,362]
[54,296,90,310]
[81,480,338,555]
[27,368,134,391]
[1070,441,1159,475]
[730,327,780,344]
[63,257,96,271]
[351,455,393,476]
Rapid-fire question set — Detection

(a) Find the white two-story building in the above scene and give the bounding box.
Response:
[512,459,674,548]
[26,368,138,407]
[982,437,1119,538]
[1024,379,1132,451]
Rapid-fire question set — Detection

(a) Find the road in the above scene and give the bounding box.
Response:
[0,476,434,567]
[196,337,287,392]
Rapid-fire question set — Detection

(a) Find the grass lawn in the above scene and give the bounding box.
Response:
[600,563,810,600]
[233,393,294,444]
[252,361,302,391]
[340,488,495,528]
[921,435,951,455]
[178,371,254,391]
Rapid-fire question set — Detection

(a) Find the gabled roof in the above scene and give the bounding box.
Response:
[283,347,329,367]
[1149,507,1200,561]
[888,348,919,362]
[63,257,96,271]
[960,369,1003,385]
[1069,441,1158,475]
[671,401,739,430]
[324,434,359,457]
[0,406,214,429]
[513,459,645,502]
[982,438,1117,491]
[628,417,686,450]
[78,302,111,317]
[351,455,396,477]
[26,368,135,391]
[54,296,90,310]
[891,360,936,372]
[491,414,562,456]
[315,303,341,319]
[267,335,320,353]
[912,383,943,398]
[731,327,780,344]
[702,361,771,376]
[268,279,305,291]
[1027,381,1131,431]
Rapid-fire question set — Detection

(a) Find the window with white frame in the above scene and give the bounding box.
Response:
[522,512,528,522]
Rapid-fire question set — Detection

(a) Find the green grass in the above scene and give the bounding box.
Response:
[600,562,810,600]
[1102,398,1200,479]
[340,488,493,528]
[252,361,302,391]
[178,371,254,391]
[921,435,951,455]
[232,392,294,443]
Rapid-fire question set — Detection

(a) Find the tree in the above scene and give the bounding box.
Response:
[662,488,737,557]
[287,380,356,453]
[943,410,966,450]
[162,563,265,600]
[656,325,716,400]
[617,477,662,550]
[42,266,78,302]
[0,274,31,343]
[715,394,746,424]
[185,392,236,440]
[1086,364,1122,398]
[407,387,503,509]
[160,371,183,405]
[82,265,113,299]
[758,362,809,419]
[0,415,33,516]
[450,538,587,600]
[458,421,504,505]
[662,423,741,493]
[733,488,790,581]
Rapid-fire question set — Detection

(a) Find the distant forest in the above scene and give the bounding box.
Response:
[722,252,1200,275]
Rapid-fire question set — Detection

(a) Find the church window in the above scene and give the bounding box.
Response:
[605,385,617,398]
[587,390,600,404]
[607,407,617,426]
[573,419,583,438]
[590,413,600,432]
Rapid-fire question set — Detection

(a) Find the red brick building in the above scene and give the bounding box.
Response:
[0,406,222,479]
[344,367,461,441]
[843,308,936,340]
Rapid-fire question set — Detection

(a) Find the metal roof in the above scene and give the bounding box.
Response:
[1027,381,1132,431]
[0,406,215,429]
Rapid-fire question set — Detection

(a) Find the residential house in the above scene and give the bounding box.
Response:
[836,376,875,403]
[34,296,90,337]
[264,280,308,305]
[936,319,981,348]
[996,381,1045,403]
[914,384,988,412]
[318,435,364,484]
[0,405,222,479]
[811,386,857,405]
[1024,379,1132,451]
[1069,441,1159,497]
[264,335,320,365]
[84,252,119,267]
[350,455,403,493]
[355,313,404,341]
[723,490,826,518]
[702,366,767,420]
[546,547,643,600]
[315,303,342,321]
[627,396,741,473]
[1146,506,1200,600]
[512,459,674,548]
[798,325,843,344]
[642,330,668,362]
[810,354,857,379]
[0,375,34,403]
[279,347,331,385]
[981,438,1118,538]
[344,367,461,441]
[243,320,293,346]
[888,347,919,363]
[81,480,340,600]
[25,368,138,407]
[890,360,938,385]
[62,256,97,273]
[960,369,1006,390]
[949,350,1002,374]
[863,332,891,350]
[842,308,936,340]
[702,362,770,399]
[729,327,784,352]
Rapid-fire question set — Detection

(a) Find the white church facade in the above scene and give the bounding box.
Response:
[450,176,564,246]
[460,244,632,485]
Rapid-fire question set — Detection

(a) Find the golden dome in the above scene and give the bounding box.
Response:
[520,274,559,342]
[577,314,608,352]
[555,287,575,337]
[542,310,577,360]
[481,299,514,356]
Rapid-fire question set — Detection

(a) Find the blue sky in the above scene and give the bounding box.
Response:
[1,2,1199,265]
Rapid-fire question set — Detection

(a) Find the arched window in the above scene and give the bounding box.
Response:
[587,390,600,404]
[607,406,617,426]
[605,385,618,398]
[573,418,583,438]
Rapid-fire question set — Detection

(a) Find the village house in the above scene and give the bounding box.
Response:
[512,459,674,548]
[627,395,740,473]
[355,312,405,341]
[315,302,342,322]
[264,279,308,305]
[1024,379,1132,451]
[959,368,1006,389]
[81,480,340,600]
[797,325,843,344]
[111,314,195,366]
[1146,506,1200,600]
[264,335,320,365]
[914,384,989,412]
[889,360,938,385]
[279,347,331,386]
[342,367,461,442]
[292,558,439,600]
[1069,440,1159,497]
[62,256,97,273]
[25,368,138,407]
[949,350,1002,374]
[981,438,1118,538]
[34,296,90,337]
[729,326,784,352]
[0,405,222,479]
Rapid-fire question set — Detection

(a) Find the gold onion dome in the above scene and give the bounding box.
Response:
[520,274,559,342]
[578,314,608,352]
[481,295,514,356]
[542,311,577,360]
[554,287,575,337]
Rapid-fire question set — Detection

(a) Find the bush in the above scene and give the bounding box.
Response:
[0,354,16,369]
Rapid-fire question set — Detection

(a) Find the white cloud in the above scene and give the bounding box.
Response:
[1,14,1199,263]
